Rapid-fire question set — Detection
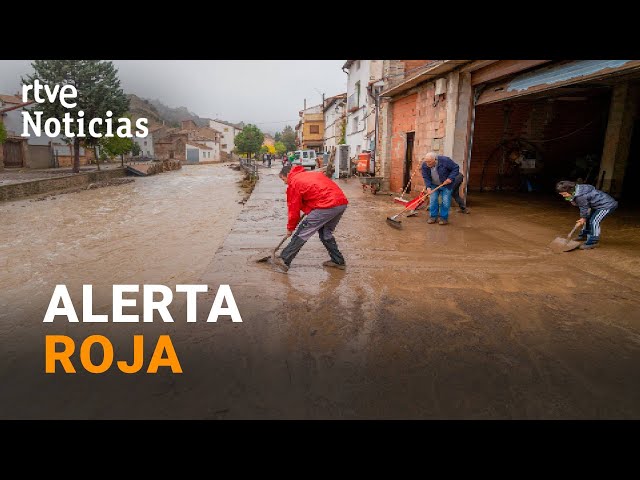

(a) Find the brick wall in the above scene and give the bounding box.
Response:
[388,82,451,193]
[402,60,432,80]
[154,135,187,161]
[468,95,610,191]
[56,155,90,168]
[413,84,448,191]
[389,93,417,192]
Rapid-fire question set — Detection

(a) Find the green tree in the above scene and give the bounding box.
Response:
[259,145,269,155]
[0,121,6,145]
[274,131,282,142]
[234,124,264,159]
[100,134,134,168]
[22,60,129,173]
[281,125,296,152]
[275,141,286,157]
[131,142,141,156]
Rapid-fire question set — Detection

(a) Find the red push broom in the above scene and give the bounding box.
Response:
[386,183,446,229]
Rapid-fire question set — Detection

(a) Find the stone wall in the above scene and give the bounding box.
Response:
[146,159,181,175]
[0,168,126,202]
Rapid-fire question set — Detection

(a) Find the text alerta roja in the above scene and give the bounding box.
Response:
[44,284,243,374]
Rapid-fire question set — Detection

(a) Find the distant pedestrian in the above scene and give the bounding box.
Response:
[555,181,618,249]
[267,154,272,168]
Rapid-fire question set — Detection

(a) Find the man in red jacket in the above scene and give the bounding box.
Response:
[273,164,349,273]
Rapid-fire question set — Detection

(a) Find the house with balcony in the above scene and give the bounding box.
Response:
[343,60,383,161]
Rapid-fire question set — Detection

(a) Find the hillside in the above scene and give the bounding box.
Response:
[126,94,209,128]
[147,98,208,128]
[126,94,164,126]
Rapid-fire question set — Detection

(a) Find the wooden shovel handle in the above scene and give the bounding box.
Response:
[566,222,581,240]
[272,214,306,257]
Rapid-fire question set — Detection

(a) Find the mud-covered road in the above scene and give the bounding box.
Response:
[1,164,639,419]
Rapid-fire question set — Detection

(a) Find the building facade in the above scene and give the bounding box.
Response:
[1,93,90,169]
[323,93,346,153]
[133,131,155,158]
[209,119,243,154]
[343,60,383,160]
[377,60,640,206]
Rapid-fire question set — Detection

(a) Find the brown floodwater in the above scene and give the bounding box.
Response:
[0,164,244,336]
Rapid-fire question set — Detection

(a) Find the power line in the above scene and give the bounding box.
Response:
[252,119,299,125]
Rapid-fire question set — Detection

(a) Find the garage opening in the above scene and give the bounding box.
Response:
[468,86,612,197]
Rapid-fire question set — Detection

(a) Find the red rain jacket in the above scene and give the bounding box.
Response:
[286,165,349,231]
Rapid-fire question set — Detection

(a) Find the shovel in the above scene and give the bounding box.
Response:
[549,222,583,253]
[386,183,445,229]
[255,214,306,263]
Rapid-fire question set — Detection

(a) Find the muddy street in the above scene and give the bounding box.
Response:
[190,169,640,419]
[2,164,640,419]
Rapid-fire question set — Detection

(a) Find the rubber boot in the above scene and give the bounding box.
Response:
[320,236,345,266]
[580,235,599,249]
[279,234,307,266]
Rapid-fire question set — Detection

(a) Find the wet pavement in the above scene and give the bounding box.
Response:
[189,168,640,419]
[1,162,639,419]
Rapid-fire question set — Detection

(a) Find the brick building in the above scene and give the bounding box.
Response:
[154,119,222,162]
[378,60,640,205]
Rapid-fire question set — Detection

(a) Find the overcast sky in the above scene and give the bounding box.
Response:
[0,60,347,134]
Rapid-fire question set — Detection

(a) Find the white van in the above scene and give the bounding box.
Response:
[292,150,317,169]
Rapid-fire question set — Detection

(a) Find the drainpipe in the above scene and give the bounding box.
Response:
[370,80,385,176]
[464,85,485,203]
[372,93,379,175]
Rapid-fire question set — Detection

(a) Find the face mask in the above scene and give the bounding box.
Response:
[564,188,577,201]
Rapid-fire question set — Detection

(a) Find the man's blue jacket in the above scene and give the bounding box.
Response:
[421,155,460,190]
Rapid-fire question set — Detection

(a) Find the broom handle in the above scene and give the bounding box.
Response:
[398,164,422,198]
[395,182,446,215]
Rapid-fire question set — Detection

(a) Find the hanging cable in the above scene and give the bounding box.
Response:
[523,119,596,143]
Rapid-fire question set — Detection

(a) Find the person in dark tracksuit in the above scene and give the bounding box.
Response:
[556,181,618,250]
[421,151,460,225]
[273,164,349,273]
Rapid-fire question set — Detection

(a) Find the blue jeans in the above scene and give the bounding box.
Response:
[429,188,452,221]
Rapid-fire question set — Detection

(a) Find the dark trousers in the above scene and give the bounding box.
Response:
[451,173,466,210]
[580,207,616,245]
[280,205,347,266]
